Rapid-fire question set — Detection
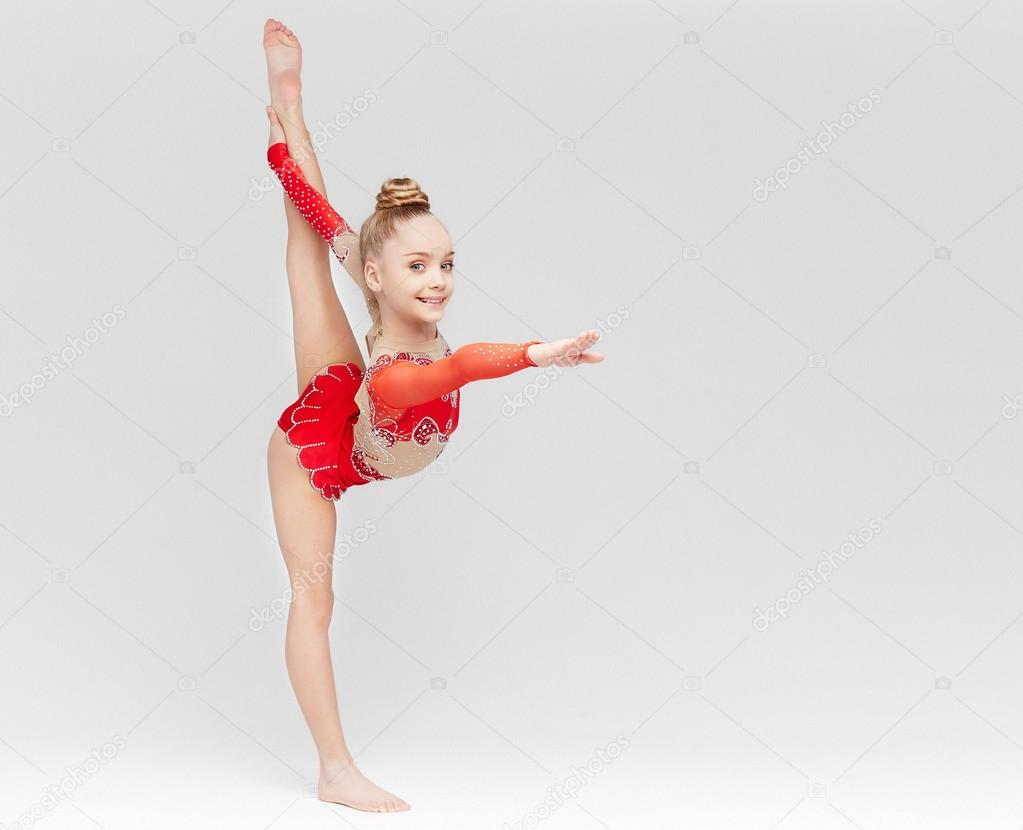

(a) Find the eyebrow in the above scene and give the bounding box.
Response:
[403,251,455,257]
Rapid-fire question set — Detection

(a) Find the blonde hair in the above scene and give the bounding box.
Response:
[345,177,433,354]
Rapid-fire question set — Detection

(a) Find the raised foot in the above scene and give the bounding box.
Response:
[263,18,302,111]
[318,762,411,812]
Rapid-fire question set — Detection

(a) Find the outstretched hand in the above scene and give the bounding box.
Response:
[527,330,604,368]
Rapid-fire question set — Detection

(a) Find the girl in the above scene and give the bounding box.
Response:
[261,18,603,814]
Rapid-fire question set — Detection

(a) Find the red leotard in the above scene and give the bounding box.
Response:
[267,141,355,266]
[269,142,542,500]
[371,341,537,408]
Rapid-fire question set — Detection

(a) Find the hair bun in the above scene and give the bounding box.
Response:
[376,177,430,211]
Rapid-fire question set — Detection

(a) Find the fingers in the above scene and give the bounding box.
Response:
[266,105,287,145]
[557,330,602,366]
[535,329,604,368]
[572,329,600,352]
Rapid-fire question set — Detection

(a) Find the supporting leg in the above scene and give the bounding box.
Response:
[267,428,410,812]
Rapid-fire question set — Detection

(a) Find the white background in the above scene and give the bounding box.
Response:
[2,0,1023,827]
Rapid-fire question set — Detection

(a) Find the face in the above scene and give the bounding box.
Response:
[365,214,454,329]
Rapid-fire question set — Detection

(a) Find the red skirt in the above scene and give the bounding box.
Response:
[277,363,371,501]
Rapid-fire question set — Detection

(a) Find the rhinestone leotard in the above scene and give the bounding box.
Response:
[349,332,540,485]
[269,142,542,499]
[267,141,357,266]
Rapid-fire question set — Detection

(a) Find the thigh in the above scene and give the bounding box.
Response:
[286,249,366,393]
[267,426,338,593]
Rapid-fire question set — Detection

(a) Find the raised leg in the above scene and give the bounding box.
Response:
[264,20,364,393]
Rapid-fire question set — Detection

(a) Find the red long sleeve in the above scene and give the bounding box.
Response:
[267,142,354,264]
[371,341,542,409]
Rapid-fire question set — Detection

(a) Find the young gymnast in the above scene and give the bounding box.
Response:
[261,18,603,813]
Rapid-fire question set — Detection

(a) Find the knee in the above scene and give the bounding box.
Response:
[291,584,334,627]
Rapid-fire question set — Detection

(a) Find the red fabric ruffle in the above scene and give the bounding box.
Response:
[277,363,365,501]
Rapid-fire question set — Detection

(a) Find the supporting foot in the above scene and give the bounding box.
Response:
[318,760,412,812]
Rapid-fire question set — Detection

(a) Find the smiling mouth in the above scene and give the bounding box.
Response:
[417,297,446,305]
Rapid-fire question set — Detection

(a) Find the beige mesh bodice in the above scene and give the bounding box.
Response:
[349,331,460,483]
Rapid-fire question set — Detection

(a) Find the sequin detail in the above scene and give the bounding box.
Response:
[267,142,354,266]
[350,344,460,483]
[370,340,542,409]
[278,336,543,498]
[267,140,546,497]
[277,363,364,501]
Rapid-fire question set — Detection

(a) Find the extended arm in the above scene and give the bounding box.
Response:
[371,341,543,409]
[267,141,356,265]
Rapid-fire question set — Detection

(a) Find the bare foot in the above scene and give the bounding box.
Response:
[318,760,411,812]
[263,18,302,112]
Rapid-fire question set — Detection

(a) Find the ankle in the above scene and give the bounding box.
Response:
[320,755,357,776]
[275,100,304,120]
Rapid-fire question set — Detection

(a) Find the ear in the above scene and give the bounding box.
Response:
[364,261,381,292]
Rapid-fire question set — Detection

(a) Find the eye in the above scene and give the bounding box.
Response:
[410,262,455,272]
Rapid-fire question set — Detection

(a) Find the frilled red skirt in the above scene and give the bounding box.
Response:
[277,362,373,501]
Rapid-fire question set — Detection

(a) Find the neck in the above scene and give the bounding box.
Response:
[375,321,439,345]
